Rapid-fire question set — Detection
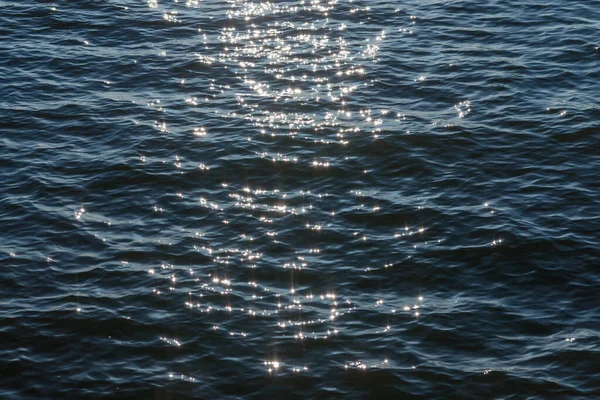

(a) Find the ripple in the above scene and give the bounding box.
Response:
[1,0,599,398]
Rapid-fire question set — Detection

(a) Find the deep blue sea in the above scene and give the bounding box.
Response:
[1,0,599,398]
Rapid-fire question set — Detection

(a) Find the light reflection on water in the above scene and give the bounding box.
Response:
[169,5,434,368]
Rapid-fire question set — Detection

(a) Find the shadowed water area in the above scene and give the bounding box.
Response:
[1,0,599,398]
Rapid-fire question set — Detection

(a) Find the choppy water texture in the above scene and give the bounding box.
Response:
[1,0,599,398]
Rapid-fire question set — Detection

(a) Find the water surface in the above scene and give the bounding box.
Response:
[1,0,599,398]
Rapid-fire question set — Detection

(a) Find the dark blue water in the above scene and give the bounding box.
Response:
[2,0,599,398]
